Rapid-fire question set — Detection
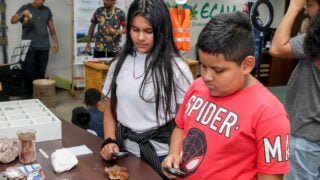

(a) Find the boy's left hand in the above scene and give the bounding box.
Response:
[161,153,181,179]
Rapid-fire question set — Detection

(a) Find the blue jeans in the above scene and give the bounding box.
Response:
[286,136,320,180]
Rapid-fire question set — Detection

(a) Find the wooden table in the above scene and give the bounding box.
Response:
[84,58,199,91]
[0,120,161,180]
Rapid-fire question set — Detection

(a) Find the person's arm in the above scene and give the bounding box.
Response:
[48,19,59,53]
[103,99,117,139]
[100,98,119,160]
[269,0,306,58]
[11,9,31,24]
[168,127,184,156]
[161,127,184,179]
[84,23,96,53]
[257,174,283,180]
[116,24,126,35]
[255,105,290,178]
[11,13,22,24]
[115,10,127,36]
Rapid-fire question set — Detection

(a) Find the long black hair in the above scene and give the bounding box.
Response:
[109,0,185,125]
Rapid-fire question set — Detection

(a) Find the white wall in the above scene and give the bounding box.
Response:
[3,0,285,81]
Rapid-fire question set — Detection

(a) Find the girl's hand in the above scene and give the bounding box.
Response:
[100,143,119,160]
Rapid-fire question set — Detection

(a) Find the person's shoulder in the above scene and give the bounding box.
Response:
[292,33,305,41]
[21,3,32,9]
[115,7,125,15]
[109,57,119,66]
[173,57,189,68]
[171,57,188,71]
[188,78,203,89]
[183,78,205,97]
[88,109,103,120]
[93,6,104,14]
[298,33,306,37]
[289,34,307,58]
[115,7,125,12]
[107,57,121,72]
[96,6,105,11]
[88,107,103,114]
[248,82,286,110]
[172,57,195,82]
[173,56,194,72]
[39,5,52,13]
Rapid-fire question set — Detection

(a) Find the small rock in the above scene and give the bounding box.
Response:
[0,138,19,163]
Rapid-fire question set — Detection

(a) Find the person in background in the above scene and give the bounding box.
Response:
[269,0,320,179]
[161,12,290,179]
[71,106,90,130]
[100,0,193,177]
[10,0,59,98]
[304,13,320,69]
[71,106,98,136]
[84,88,104,138]
[84,0,126,58]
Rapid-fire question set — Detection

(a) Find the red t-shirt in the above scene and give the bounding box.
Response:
[175,78,290,180]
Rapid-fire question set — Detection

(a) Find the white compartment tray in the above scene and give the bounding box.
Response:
[0,99,62,142]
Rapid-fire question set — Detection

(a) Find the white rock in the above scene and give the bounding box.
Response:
[0,138,19,163]
[51,148,78,173]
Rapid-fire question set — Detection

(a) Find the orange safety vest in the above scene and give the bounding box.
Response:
[169,8,191,51]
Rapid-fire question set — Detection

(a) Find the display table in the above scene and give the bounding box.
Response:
[84,58,199,91]
[0,120,162,179]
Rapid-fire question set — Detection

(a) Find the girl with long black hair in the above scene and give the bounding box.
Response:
[100,0,193,176]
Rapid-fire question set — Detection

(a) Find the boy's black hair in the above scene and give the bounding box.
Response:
[304,12,320,59]
[196,12,255,65]
[71,106,91,129]
[85,88,101,107]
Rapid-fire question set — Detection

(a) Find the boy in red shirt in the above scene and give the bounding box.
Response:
[162,12,290,180]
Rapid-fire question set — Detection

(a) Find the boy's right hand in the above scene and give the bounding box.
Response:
[100,143,119,160]
[161,153,182,179]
